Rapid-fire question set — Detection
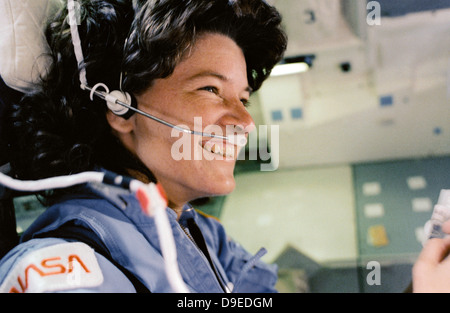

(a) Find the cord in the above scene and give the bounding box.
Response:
[0,170,189,293]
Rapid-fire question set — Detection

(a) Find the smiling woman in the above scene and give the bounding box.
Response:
[9,0,287,194]
[0,0,287,293]
[116,33,255,213]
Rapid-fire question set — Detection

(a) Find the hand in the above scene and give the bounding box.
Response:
[412,221,450,293]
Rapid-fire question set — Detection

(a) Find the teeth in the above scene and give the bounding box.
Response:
[200,141,235,158]
[212,144,220,154]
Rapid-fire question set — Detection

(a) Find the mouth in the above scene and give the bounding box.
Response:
[199,139,237,159]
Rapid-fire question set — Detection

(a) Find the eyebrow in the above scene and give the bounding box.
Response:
[187,71,253,94]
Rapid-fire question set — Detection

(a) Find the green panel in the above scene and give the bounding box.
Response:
[353,156,450,260]
[14,195,46,234]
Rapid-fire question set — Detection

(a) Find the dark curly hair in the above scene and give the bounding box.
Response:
[8,0,287,188]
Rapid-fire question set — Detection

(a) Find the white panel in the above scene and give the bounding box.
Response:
[269,0,358,56]
[411,197,432,213]
[256,4,450,169]
[362,182,381,196]
[258,74,304,125]
[407,176,427,190]
[364,203,385,218]
[220,166,357,264]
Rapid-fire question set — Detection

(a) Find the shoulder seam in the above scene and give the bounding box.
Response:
[195,209,221,223]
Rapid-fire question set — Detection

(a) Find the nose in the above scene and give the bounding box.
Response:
[224,98,256,135]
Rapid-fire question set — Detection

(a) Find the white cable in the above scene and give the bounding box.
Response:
[0,170,188,292]
[67,0,88,89]
[135,182,190,293]
[0,0,188,293]
[0,171,104,192]
[154,198,190,293]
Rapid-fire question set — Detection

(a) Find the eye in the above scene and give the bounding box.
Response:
[240,99,251,108]
[199,86,219,94]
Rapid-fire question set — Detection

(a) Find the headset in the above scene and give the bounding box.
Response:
[67,0,247,147]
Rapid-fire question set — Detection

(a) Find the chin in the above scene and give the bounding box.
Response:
[217,179,236,195]
[202,175,236,198]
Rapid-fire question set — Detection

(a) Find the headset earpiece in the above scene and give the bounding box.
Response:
[105,90,137,120]
[68,0,137,120]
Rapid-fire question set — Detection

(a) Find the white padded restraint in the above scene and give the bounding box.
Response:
[0,0,63,93]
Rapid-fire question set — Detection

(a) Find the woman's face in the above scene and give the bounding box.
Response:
[111,33,255,210]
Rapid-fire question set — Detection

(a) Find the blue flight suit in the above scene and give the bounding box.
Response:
[0,182,278,293]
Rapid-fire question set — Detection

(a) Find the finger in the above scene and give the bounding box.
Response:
[442,220,450,234]
[417,237,450,265]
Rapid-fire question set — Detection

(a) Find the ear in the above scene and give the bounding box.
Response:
[106,110,134,134]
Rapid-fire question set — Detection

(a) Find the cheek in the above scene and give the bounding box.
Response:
[132,123,198,175]
[132,119,173,166]
[132,117,237,196]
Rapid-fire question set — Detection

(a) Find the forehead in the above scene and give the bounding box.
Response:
[172,33,249,87]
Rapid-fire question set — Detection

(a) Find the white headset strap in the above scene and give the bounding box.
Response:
[67,0,88,89]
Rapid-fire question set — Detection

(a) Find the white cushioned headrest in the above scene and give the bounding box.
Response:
[0,0,63,93]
